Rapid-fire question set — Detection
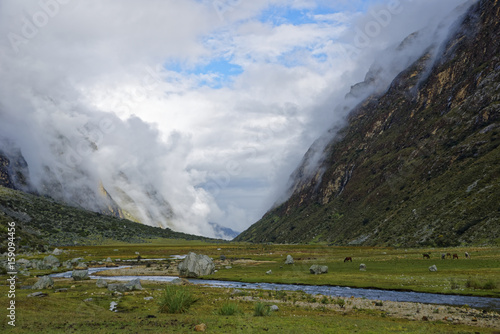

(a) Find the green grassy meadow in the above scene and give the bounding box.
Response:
[1,240,499,333]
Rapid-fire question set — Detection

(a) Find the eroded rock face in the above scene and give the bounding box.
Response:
[178,252,215,278]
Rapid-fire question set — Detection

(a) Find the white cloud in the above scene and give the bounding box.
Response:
[0,0,473,238]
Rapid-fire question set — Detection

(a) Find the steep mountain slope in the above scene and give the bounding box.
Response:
[236,0,500,246]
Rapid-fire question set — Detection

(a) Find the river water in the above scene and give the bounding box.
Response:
[50,266,500,311]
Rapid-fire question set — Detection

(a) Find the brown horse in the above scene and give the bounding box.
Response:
[344,257,352,262]
[422,253,430,259]
[446,253,452,259]
[453,253,459,259]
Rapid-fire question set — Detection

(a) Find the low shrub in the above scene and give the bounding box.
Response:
[482,279,497,290]
[334,298,345,308]
[216,302,242,316]
[466,278,497,290]
[254,302,271,317]
[158,285,197,314]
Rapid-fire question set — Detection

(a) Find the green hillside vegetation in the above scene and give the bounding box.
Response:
[0,186,215,253]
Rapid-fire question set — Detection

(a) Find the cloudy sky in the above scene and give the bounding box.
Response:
[0,0,471,238]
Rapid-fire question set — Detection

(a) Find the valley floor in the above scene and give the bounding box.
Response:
[1,241,499,333]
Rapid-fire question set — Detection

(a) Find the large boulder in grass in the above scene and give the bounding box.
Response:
[309,265,328,275]
[32,276,54,290]
[43,255,60,268]
[285,255,294,265]
[178,252,215,278]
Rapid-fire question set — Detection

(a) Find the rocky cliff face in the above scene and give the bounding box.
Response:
[236,0,500,246]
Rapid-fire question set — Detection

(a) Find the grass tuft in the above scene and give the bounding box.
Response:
[254,302,271,317]
[216,302,242,316]
[158,285,197,314]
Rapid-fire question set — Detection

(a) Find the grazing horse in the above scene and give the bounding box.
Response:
[465,252,470,259]
[423,253,430,259]
[441,253,446,260]
[344,257,352,262]
[446,253,452,259]
[453,253,459,259]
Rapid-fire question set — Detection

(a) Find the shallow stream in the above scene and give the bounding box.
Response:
[50,266,500,311]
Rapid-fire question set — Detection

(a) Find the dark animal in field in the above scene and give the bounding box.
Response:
[446,253,451,258]
[441,253,446,260]
[453,254,459,259]
[465,252,470,259]
[344,257,352,262]
[423,253,430,259]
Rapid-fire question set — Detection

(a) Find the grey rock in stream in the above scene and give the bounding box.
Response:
[72,270,89,281]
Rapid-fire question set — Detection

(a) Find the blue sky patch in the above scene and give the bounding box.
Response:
[165,58,243,89]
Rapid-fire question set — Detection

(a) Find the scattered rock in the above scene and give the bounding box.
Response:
[96,279,108,288]
[52,248,63,256]
[75,262,88,270]
[55,288,68,293]
[83,298,93,302]
[110,301,118,312]
[107,279,142,292]
[309,265,328,275]
[72,270,89,281]
[220,255,226,261]
[170,278,184,285]
[144,296,154,301]
[125,278,142,290]
[17,258,31,268]
[285,255,294,265]
[70,258,84,265]
[270,305,279,311]
[266,270,272,275]
[32,276,54,290]
[43,255,60,268]
[359,263,367,271]
[429,265,438,272]
[105,257,112,263]
[225,266,232,269]
[178,252,215,278]
[194,323,207,332]
[31,259,51,270]
[28,292,48,297]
